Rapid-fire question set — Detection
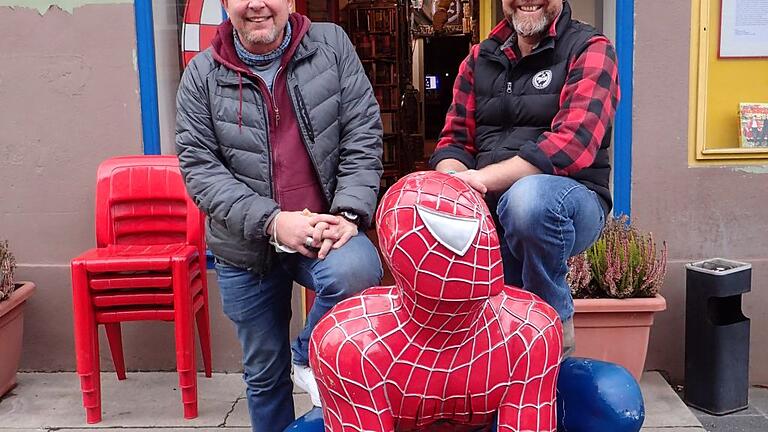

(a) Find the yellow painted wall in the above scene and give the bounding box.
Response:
[704,2,768,150]
[480,0,493,38]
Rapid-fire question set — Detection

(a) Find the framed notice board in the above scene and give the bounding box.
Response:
[690,0,768,162]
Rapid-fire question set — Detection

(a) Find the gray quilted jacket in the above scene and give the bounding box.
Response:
[175,16,383,273]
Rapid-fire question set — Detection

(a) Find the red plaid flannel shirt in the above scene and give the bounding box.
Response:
[434,19,620,176]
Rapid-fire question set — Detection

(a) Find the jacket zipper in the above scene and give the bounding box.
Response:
[249,67,285,200]
[273,66,283,127]
[251,67,283,128]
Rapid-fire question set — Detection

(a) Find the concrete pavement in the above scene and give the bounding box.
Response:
[0,371,703,431]
[690,387,768,431]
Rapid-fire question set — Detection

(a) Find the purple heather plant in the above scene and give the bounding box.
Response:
[567,251,595,297]
[0,240,16,301]
[568,216,667,299]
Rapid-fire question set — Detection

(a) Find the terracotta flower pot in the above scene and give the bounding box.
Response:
[0,281,36,397]
[572,294,666,381]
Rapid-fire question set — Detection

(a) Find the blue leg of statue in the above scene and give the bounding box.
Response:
[283,407,324,432]
[554,358,645,432]
[486,358,644,432]
[284,357,645,432]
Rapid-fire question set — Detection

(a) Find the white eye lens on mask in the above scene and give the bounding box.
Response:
[416,205,480,256]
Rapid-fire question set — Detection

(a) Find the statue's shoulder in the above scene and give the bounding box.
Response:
[493,287,560,332]
[317,286,401,332]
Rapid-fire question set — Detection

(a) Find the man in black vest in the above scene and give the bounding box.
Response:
[430,0,620,356]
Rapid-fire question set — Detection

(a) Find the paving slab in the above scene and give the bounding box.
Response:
[695,414,768,431]
[640,428,705,431]
[0,371,710,431]
[688,387,768,432]
[0,430,47,432]
[641,372,705,429]
[293,394,315,419]
[0,373,243,429]
[746,386,768,416]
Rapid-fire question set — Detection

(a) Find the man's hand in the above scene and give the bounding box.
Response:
[315,217,358,258]
[293,211,359,259]
[435,159,468,174]
[452,169,487,196]
[435,156,542,194]
[269,211,339,258]
[307,215,337,260]
[435,160,488,196]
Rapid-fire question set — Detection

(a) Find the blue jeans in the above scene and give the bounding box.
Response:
[214,233,383,432]
[496,175,605,321]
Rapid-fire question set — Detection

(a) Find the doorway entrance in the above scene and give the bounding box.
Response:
[422,35,472,142]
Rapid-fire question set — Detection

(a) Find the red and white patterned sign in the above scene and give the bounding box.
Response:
[181,0,225,67]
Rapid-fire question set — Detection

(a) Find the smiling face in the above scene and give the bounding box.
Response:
[223,0,293,54]
[503,0,563,39]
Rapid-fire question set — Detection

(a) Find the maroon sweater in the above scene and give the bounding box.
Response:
[211,15,327,214]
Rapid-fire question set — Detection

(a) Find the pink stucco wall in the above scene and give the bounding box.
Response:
[634,0,768,384]
[1,4,239,372]
[0,4,144,371]
[0,4,303,374]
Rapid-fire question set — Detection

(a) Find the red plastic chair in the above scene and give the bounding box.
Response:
[70,155,212,423]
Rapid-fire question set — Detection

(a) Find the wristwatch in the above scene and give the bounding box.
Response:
[339,210,360,225]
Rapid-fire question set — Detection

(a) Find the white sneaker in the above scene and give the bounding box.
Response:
[293,364,322,407]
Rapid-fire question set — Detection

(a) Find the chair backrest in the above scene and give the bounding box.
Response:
[94,156,204,257]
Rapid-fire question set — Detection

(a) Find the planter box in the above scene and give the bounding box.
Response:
[572,294,666,381]
[0,281,36,397]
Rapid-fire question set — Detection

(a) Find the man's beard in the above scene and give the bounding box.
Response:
[241,26,280,46]
[510,9,555,37]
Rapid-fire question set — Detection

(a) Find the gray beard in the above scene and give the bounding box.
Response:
[511,13,549,37]
[242,27,280,46]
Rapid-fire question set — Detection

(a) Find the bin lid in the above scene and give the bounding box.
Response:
[686,258,751,275]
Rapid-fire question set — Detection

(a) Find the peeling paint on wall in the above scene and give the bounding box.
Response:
[0,0,130,14]
[733,166,768,174]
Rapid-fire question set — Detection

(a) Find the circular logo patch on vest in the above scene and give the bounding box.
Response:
[532,70,553,90]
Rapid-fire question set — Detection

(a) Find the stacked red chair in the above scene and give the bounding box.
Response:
[70,155,212,423]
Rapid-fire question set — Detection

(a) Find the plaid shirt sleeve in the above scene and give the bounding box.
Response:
[519,36,620,176]
[428,45,480,170]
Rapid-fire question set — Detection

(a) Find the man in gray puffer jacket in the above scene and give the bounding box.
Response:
[175,0,383,429]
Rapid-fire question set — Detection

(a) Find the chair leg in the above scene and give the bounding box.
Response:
[199,263,212,378]
[71,261,102,424]
[173,257,198,419]
[104,323,127,380]
[196,301,212,378]
[83,326,103,424]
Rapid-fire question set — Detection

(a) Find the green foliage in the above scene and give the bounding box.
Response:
[0,240,16,301]
[568,216,667,299]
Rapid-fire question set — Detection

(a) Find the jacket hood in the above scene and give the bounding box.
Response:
[211,13,312,73]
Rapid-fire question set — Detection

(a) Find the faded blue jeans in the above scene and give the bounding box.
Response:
[496,174,605,321]
[214,233,383,432]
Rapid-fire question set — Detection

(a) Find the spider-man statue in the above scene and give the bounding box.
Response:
[286,357,645,431]
[308,171,562,431]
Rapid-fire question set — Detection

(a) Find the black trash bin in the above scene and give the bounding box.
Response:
[684,258,751,415]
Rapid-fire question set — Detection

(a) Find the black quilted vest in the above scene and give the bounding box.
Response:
[474,3,612,212]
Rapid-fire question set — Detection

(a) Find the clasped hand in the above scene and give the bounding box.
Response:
[268,210,358,259]
[450,169,487,196]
